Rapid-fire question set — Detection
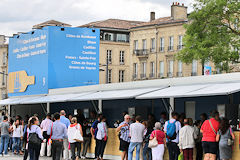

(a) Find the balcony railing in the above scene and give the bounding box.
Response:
[140,73,146,79]
[158,73,164,78]
[120,62,125,65]
[191,72,197,76]
[177,72,183,77]
[133,49,149,56]
[149,73,155,78]
[177,45,184,50]
[150,48,156,53]
[132,74,137,80]
[167,72,173,78]
[159,47,165,52]
[168,46,174,51]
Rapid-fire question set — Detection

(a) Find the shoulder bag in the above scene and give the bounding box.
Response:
[227,128,234,146]
[73,123,83,142]
[28,127,42,145]
[148,130,158,148]
[209,119,217,135]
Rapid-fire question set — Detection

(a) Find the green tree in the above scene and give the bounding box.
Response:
[177,0,240,73]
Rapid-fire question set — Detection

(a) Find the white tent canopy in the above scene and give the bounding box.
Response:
[136,82,240,99]
[69,87,166,101]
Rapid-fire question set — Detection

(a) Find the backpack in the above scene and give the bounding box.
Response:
[166,120,177,140]
[92,120,99,138]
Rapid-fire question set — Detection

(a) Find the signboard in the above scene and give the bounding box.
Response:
[204,66,212,75]
[8,26,100,97]
[8,28,48,96]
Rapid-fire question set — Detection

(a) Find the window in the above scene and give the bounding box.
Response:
[160,37,164,52]
[2,52,6,65]
[117,34,128,42]
[142,39,147,50]
[108,69,112,83]
[150,62,155,77]
[106,50,112,64]
[119,51,124,64]
[169,36,174,51]
[119,70,124,82]
[178,35,183,50]
[151,38,156,52]
[178,61,182,77]
[2,71,5,85]
[103,32,114,41]
[159,61,164,77]
[134,40,138,50]
[133,63,138,79]
[168,60,174,77]
[141,62,146,78]
[185,101,196,121]
[192,60,198,76]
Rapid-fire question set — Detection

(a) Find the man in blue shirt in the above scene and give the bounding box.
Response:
[60,110,70,160]
[47,112,67,160]
[90,114,102,158]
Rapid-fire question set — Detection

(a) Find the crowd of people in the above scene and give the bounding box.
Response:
[0,109,237,160]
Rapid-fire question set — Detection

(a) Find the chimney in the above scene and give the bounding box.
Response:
[150,12,155,21]
[171,2,188,20]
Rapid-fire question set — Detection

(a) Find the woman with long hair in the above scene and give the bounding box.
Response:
[68,117,83,160]
[12,119,23,155]
[27,117,43,160]
[216,118,235,160]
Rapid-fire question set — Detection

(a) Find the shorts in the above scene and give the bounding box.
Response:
[119,139,130,151]
[202,141,218,154]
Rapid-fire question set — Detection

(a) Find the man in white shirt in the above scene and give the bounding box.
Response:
[179,118,197,160]
[128,115,145,160]
[164,112,181,160]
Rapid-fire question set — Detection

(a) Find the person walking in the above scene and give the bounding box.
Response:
[60,110,71,160]
[48,112,68,160]
[91,114,103,158]
[12,119,24,155]
[128,115,145,160]
[178,119,197,160]
[216,118,235,160]
[164,112,181,160]
[201,110,220,160]
[27,117,43,160]
[95,116,108,160]
[68,117,83,160]
[116,114,131,160]
[149,122,165,160]
[82,120,92,159]
[0,116,11,157]
[40,113,52,156]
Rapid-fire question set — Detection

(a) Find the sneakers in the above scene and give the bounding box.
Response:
[4,154,10,157]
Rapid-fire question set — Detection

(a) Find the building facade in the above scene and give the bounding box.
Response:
[130,3,216,81]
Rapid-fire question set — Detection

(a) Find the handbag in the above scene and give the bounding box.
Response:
[73,124,83,142]
[227,128,234,146]
[28,132,42,145]
[209,119,217,135]
[148,131,158,148]
[178,152,184,160]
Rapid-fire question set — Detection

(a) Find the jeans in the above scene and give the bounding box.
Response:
[143,142,152,160]
[96,139,107,158]
[82,137,91,157]
[167,142,180,160]
[70,142,81,160]
[0,135,10,155]
[28,143,41,160]
[63,138,69,159]
[12,137,21,153]
[52,140,63,160]
[128,142,142,160]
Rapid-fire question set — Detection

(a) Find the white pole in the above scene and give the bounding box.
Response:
[98,99,102,113]
[7,104,11,117]
[169,97,174,119]
[47,102,50,113]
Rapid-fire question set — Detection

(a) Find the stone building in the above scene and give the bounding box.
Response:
[0,35,8,114]
[79,19,143,83]
[130,3,216,81]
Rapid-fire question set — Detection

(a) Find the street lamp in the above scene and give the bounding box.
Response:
[99,59,109,84]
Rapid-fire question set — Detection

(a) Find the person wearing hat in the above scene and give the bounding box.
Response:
[149,122,166,160]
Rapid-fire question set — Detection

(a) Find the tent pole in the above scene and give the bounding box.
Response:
[169,97,174,119]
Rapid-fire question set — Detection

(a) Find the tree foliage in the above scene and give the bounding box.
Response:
[177,0,240,72]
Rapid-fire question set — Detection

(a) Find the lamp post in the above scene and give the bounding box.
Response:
[99,59,109,84]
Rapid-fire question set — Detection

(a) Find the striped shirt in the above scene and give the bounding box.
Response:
[119,121,130,142]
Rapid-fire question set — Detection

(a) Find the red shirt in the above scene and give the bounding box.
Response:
[150,130,165,144]
[201,118,220,142]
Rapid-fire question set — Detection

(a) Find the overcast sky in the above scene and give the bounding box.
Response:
[0,0,193,37]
